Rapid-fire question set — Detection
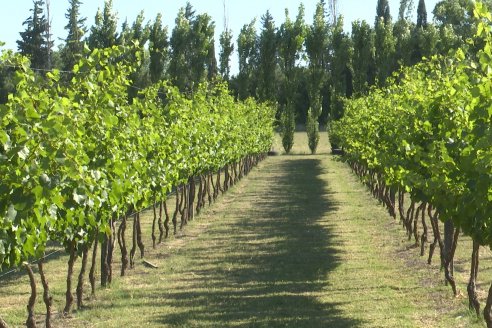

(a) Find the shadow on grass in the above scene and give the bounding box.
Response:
[56,158,362,327]
[151,157,364,327]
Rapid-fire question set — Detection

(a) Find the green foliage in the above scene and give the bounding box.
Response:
[257,10,278,102]
[374,17,396,86]
[0,44,275,272]
[17,0,53,70]
[376,0,392,25]
[351,20,375,94]
[87,0,119,49]
[149,13,169,83]
[330,16,353,117]
[169,4,216,93]
[305,0,329,119]
[61,0,87,72]
[417,0,428,28]
[277,5,307,148]
[306,109,319,154]
[237,19,258,100]
[281,104,295,154]
[332,2,492,249]
[219,29,234,81]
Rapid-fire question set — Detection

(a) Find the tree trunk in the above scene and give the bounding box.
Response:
[136,213,145,258]
[76,246,89,309]
[0,316,9,328]
[189,177,195,220]
[37,259,52,328]
[89,230,99,297]
[130,213,137,268]
[100,233,109,287]
[158,201,164,243]
[484,280,492,327]
[118,215,128,276]
[24,264,37,328]
[444,219,454,285]
[444,226,460,296]
[163,200,170,238]
[420,203,428,256]
[468,240,480,316]
[196,176,203,214]
[173,188,180,235]
[107,218,116,284]
[152,196,157,248]
[64,244,77,315]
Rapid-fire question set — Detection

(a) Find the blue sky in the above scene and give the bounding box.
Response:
[1,0,440,73]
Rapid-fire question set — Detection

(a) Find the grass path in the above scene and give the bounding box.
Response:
[0,133,487,327]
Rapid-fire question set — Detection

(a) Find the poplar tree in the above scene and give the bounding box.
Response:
[219,29,234,81]
[278,5,306,153]
[351,20,375,94]
[237,19,258,100]
[305,0,328,153]
[257,10,277,102]
[149,13,169,83]
[376,0,391,25]
[169,3,216,92]
[87,0,118,49]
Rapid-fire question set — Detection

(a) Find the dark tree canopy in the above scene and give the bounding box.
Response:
[417,0,428,28]
[61,0,87,71]
[17,0,53,70]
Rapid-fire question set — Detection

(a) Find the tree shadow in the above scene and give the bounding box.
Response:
[152,157,365,327]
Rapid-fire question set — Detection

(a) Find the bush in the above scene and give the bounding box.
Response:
[306,108,319,154]
[281,104,295,154]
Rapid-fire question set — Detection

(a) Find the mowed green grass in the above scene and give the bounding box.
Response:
[0,131,490,327]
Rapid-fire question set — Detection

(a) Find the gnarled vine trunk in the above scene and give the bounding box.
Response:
[76,246,89,309]
[64,243,77,315]
[37,259,52,328]
[24,264,37,328]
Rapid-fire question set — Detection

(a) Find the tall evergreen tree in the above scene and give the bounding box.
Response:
[393,12,413,67]
[17,0,52,70]
[257,10,277,102]
[219,29,234,81]
[87,0,118,49]
[61,0,87,71]
[191,13,216,84]
[123,11,151,101]
[330,16,353,120]
[278,5,306,153]
[376,0,392,25]
[305,0,329,119]
[351,20,375,94]
[169,7,192,91]
[398,0,414,21]
[149,13,169,83]
[237,19,258,100]
[305,0,329,154]
[417,0,428,28]
[169,3,216,92]
[374,17,396,85]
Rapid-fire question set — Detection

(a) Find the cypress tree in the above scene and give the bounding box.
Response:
[376,0,391,25]
[417,0,428,28]
[17,0,52,70]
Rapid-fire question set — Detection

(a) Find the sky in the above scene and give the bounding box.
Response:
[1,0,441,74]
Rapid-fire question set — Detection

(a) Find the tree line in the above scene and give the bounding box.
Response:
[0,0,490,153]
